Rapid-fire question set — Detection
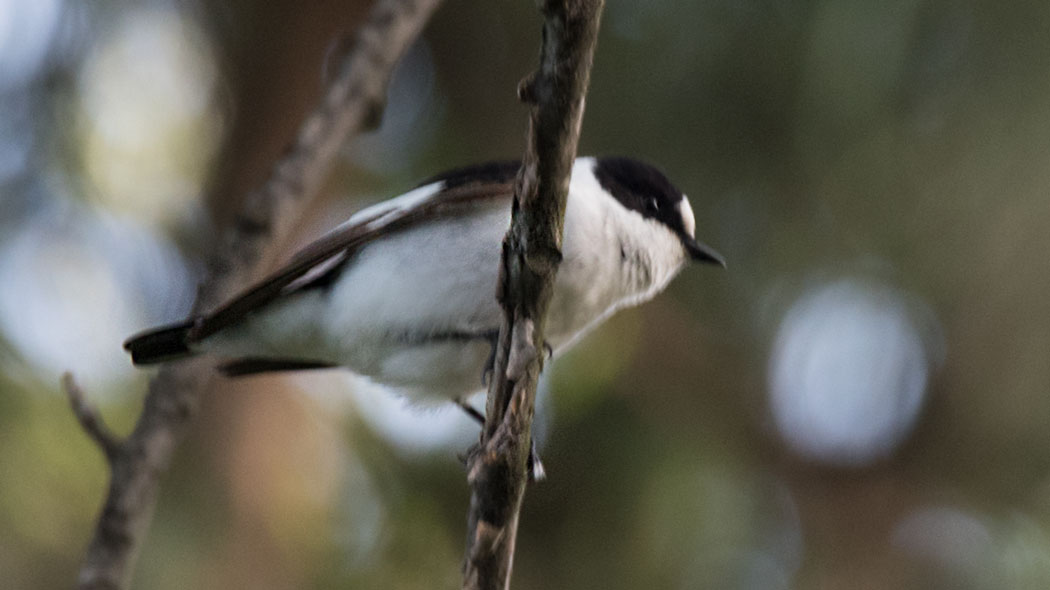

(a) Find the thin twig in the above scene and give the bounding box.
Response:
[72,2,443,589]
[462,1,606,589]
[62,372,122,463]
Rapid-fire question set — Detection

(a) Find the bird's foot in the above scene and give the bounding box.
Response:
[455,398,545,482]
[480,334,553,387]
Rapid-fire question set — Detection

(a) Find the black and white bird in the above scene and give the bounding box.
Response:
[125,156,724,402]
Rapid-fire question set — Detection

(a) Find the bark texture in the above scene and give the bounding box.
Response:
[69,1,443,588]
[462,1,606,589]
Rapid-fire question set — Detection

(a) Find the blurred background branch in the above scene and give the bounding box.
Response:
[463,1,605,588]
[70,1,443,588]
[62,373,121,462]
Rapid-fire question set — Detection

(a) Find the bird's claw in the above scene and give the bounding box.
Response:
[528,440,546,482]
[480,336,552,387]
[454,398,546,482]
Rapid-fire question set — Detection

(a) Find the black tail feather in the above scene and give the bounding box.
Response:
[218,358,337,377]
[123,320,195,365]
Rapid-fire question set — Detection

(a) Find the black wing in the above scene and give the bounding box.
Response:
[186,177,516,341]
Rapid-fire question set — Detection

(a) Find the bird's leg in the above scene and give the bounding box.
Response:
[455,397,486,425]
[454,397,546,482]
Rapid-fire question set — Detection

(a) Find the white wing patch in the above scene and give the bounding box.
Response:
[283,250,350,292]
[334,180,447,233]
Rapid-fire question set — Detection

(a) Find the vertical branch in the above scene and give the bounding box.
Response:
[70,1,443,588]
[462,1,605,589]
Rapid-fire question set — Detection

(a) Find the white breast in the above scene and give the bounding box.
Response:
[547,158,689,351]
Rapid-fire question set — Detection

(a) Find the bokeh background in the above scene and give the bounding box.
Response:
[2,0,1050,588]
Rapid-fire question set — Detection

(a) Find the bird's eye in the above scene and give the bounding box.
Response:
[648,198,659,212]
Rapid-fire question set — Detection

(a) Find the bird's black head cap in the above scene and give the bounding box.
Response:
[592,157,690,234]
[593,156,725,266]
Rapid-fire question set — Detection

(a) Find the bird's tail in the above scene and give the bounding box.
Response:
[123,320,196,365]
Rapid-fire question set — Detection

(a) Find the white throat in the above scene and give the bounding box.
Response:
[545,159,688,349]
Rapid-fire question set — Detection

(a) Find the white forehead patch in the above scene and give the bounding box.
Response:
[678,196,696,238]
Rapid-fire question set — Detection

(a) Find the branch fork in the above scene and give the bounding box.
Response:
[62,372,122,463]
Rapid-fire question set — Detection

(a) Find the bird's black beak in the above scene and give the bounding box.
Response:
[684,237,726,268]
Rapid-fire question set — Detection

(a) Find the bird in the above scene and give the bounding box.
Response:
[124,156,724,403]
